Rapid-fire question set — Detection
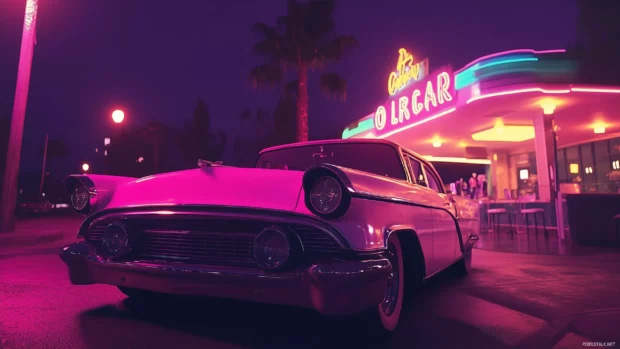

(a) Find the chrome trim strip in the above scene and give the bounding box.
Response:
[79,205,352,250]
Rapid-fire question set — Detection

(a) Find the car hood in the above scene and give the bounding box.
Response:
[105,167,305,211]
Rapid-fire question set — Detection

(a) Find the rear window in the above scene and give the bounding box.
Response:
[256,143,407,180]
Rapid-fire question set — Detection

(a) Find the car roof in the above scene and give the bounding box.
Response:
[258,138,431,167]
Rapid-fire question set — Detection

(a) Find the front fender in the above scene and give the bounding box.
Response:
[64,174,137,215]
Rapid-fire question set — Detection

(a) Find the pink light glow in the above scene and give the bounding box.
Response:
[466,87,571,104]
[112,110,125,123]
[454,49,566,74]
[24,0,38,32]
[571,87,620,93]
[377,107,457,139]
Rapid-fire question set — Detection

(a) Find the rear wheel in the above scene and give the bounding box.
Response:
[454,247,473,276]
[117,287,158,299]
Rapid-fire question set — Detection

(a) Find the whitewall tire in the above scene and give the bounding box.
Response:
[375,234,405,332]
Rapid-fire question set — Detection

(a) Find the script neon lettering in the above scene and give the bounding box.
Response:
[375,106,387,130]
[375,70,453,134]
[412,90,423,115]
[437,72,453,103]
[398,96,410,122]
[424,81,437,111]
[388,48,422,96]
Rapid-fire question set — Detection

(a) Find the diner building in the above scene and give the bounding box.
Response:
[342,48,620,242]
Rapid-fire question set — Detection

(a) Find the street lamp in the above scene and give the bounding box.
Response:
[0,0,39,232]
[82,163,90,172]
[112,109,125,124]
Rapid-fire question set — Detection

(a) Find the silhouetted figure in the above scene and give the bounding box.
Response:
[469,173,478,199]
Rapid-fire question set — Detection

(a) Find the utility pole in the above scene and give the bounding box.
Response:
[0,0,39,232]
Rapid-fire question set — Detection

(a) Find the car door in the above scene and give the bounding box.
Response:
[403,155,434,274]
[421,163,459,271]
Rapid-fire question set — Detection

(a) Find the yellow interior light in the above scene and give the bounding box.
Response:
[471,125,535,142]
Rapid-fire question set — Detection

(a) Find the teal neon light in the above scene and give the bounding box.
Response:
[455,57,539,90]
[342,117,374,139]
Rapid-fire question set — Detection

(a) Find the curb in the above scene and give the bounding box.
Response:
[0,230,65,247]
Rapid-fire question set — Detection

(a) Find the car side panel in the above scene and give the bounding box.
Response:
[410,185,458,274]
[294,194,434,275]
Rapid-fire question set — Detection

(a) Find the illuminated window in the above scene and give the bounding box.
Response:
[585,167,593,174]
[519,169,529,180]
[569,163,579,174]
[613,160,620,170]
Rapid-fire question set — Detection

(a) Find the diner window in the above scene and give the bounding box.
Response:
[510,152,537,198]
[594,140,611,192]
[407,156,426,186]
[609,137,620,193]
[423,165,442,193]
[565,146,581,188]
[580,143,596,192]
[557,148,568,182]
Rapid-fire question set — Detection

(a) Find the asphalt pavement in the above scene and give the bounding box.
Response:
[1,216,619,349]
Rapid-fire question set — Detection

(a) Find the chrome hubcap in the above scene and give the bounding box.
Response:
[381,242,399,316]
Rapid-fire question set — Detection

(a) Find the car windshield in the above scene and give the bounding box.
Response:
[256,142,407,180]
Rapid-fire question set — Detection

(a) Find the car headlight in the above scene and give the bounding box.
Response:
[70,182,90,212]
[253,227,292,271]
[310,176,343,215]
[101,222,132,259]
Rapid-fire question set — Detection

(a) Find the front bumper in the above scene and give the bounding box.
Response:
[59,242,391,315]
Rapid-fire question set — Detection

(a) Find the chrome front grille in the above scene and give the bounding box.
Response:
[85,215,343,267]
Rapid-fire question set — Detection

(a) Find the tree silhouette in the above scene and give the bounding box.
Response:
[143,121,168,173]
[234,108,273,167]
[574,0,620,84]
[179,99,227,168]
[249,0,357,142]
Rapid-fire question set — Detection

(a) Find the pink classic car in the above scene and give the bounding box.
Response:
[59,139,479,332]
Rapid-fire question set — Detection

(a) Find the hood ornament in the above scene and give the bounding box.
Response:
[198,159,224,168]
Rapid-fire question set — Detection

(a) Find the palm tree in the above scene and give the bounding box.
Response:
[249,0,357,142]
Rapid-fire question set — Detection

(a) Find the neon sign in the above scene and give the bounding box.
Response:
[375,66,456,137]
[388,48,428,96]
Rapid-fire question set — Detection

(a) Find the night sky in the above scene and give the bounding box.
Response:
[0,0,577,177]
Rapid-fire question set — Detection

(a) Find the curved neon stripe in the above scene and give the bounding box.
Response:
[466,88,571,104]
[342,118,375,139]
[571,87,620,93]
[377,108,457,139]
[455,49,566,74]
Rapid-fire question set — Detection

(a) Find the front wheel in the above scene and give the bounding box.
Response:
[363,234,406,333]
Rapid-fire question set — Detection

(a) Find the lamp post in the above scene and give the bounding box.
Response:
[105,109,125,174]
[0,0,39,232]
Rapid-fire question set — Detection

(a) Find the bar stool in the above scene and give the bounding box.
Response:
[488,208,513,233]
[521,208,547,235]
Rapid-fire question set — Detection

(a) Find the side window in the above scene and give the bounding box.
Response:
[423,165,442,193]
[407,156,427,186]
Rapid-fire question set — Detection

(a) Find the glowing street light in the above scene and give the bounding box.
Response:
[112,109,125,124]
[82,163,90,172]
[0,0,39,232]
